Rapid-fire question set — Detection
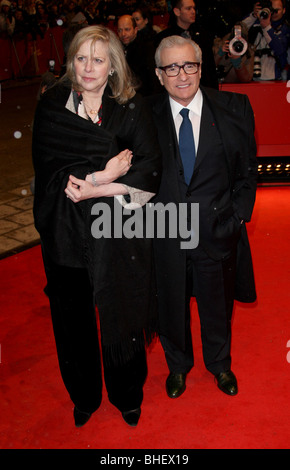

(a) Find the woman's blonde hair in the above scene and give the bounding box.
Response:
[64,25,136,104]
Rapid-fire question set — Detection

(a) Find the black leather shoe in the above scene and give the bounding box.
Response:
[73,407,92,427]
[215,370,238,396]
[121,407,141,427]
[166,372,186,399]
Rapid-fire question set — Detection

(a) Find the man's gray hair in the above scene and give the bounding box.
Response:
[155,35,202,68]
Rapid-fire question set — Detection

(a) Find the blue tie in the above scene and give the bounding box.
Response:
[179,108,195,185]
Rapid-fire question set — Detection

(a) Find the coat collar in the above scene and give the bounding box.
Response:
[101,85,116,127]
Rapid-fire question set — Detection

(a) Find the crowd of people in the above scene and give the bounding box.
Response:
[214,0,290,82]
[0,0,168,40]
[1,0,290,83]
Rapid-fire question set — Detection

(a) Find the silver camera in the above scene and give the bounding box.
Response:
[259,7,271,19]
[228,25,248,56]
[258,0,274,19]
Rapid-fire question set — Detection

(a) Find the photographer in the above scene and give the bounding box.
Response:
[214,22,255,82]
[243,0,290,80]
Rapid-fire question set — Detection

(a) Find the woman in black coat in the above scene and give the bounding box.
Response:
[32,25,161,428]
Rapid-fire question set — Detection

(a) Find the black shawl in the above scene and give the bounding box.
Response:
[32,81,162,364]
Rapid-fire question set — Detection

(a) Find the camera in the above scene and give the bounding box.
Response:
[48,59,55,73]
[228,25,248,56]
[258,0,273,19]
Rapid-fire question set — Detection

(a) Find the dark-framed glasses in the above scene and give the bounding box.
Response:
[159,62,200,77]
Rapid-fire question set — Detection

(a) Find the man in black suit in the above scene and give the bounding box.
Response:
[150,35,257,398]
[155,0,219,89]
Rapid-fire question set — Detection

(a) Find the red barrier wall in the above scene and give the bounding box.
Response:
[220,81,290,157]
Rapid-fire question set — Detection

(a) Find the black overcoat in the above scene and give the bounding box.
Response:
[149,86,258,350]
[32,82,162,361]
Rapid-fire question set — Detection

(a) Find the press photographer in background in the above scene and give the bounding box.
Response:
[243,0,290,80]
[0,0,15,37]
[214,22,255,82]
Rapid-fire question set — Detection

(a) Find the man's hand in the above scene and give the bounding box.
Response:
[255,2,272,28]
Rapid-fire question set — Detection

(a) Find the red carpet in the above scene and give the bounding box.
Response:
[0,186,290,451]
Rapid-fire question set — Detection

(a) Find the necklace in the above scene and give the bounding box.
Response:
[82,100,100,115]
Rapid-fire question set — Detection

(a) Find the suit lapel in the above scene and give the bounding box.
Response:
[195,96,218,171]
[152,94,182,200]
[153,94,178,154]
[200,87,234,184]
[101,89,116,128]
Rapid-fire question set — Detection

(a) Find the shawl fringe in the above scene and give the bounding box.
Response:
[102,324,158,367]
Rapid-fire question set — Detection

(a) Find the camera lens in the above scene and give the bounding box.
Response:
[260,8,270,19]
[233,40,244,53]
[253,56,261,78]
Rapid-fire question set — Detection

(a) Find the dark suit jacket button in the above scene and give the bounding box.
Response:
[186,191,191,197]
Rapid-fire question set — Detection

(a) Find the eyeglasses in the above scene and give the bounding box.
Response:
[159,62,200,77]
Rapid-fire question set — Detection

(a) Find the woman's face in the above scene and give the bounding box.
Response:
[132,11,148,30]
[74,39,112,96]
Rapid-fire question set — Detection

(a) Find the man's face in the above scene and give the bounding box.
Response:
[2,5,10,14]
[156,43,201,107]
[174,0,196,29]
[117,16,138,46]
[271,0,285,21]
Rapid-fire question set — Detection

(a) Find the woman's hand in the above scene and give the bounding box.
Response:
[65,175,96,202]
[65,175,129,202]
[65,149,133,202]
[85,149,133,186]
